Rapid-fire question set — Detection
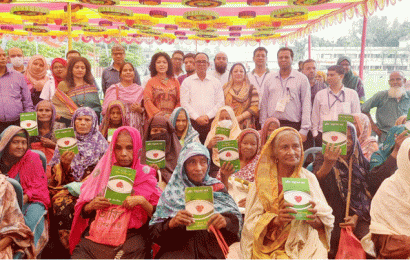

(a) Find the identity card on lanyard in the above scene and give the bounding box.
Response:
[275,76,291,112]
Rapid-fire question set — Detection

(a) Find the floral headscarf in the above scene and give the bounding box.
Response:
[352,113,378,161]
[150,142,242,233]
[50,107,108,181]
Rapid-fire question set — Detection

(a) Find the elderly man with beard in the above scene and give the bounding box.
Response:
[209,52,229,85]
[362,71,410,143]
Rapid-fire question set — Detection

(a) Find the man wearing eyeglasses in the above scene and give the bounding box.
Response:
[180,52,225,144]
[101,44,141,95]
[172,50,184,78]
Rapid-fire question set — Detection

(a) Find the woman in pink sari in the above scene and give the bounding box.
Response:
[102,62,145,134]
[70,126,161,259]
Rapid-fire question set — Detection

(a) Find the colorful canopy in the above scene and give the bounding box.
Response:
[0,0,400,45]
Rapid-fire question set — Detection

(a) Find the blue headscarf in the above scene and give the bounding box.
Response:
[169,107,200,147]
[150,142,242,231]
[370,125,406,170]
[50,107,108,181]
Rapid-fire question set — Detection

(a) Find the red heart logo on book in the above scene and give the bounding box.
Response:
[64,141,70,145]
[196,205,204,213]
[295,196,302,203]
[226,152,231,157]
[116,182,123,188]
[27,123,31,127]
[153,153,158,158]
[331,136,338,142]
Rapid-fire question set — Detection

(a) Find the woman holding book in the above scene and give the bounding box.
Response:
[149,142,242,259]
[100,100,128,140]
[30,100,64,178]
[49,107,108,255]
[204,106,242,178]
[241,127,333,259]
[0,126,50,257]
[312,122,371,258]
[141,115,181,184]
[52,57,101,127]
[70,126,161,258]
[218,129,261,208]
[102,62,144,135]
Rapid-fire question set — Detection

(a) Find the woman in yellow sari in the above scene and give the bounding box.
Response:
[241,127,334,259]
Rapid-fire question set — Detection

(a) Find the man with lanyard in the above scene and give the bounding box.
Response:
[248,47,273,107]
[260,47,311,143]
[311,65,360,144]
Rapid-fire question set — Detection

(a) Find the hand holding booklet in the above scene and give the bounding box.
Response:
[185,186,214,231]
[282,178,313,220]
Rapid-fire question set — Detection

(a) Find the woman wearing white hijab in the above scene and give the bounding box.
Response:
[361,137,410,258]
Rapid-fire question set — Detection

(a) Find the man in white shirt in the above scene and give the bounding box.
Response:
[260,47,311,142]
[311,65,361,144]
[181,52,225,143]
[248,47,273,107]
[209,52,229,86]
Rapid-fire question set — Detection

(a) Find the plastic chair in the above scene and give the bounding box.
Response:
[31,150,47,172]
[7,178,23,210]
[306,162,314,172]
[303,147,322,165]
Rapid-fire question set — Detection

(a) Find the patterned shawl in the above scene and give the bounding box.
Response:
[102,83,144,116]
[260,117,280,146]
[100,100,128,139]
[70,126,161,253]
[234,129,261,182]
[353,113,379,161]
[149,142,242,231]
[0,174,35,259]
[24,55,49,91]
[50,107,108,181]
[169,107,200,147]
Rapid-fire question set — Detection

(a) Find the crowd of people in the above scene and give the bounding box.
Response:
[0,43,409,259]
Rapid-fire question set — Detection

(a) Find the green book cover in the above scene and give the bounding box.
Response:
[55,128,79,155]
[107,128,116,143]
[215,127,230,138]
[322,121,347,155]
[338,114,354,123]
[407,107,410,121]
[145,140,166,169]
[185,186,214,231]
[217,140,241,172]
[282,178,312,220]
[20,112,38,136]
[104,165,136,205]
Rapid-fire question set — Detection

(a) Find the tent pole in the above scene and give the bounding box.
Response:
[68,2,72,51]
[359,5,368,80]
[308,35,311,59]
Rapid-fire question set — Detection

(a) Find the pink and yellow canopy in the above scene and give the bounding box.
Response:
[0,0,400,45]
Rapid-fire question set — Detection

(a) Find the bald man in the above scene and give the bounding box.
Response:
[209,52,229,85]
[7,47,25,73]
[362,71,410,142]
[0,48,34,133]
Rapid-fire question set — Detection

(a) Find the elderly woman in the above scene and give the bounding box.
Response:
[70,127,161,258]
[313,123,371,258]
[0,126,50,256]
[204,106,242,177]
[218,129,261,208]
[260,117,280,146]
[49,107,108,253]
[169,107,200,147]
[141,115,182,184]
[24,55,50,106]
[102,62,145,134]
[100,100,128,140]
[353,113,378,161]
[223,63,259,129]
[144,52,180,119]
[30,100,64,178]
[361,137,410,258]
[149,142,242,259]
[241,127,334,258]
[0,174,35,259]
[40,58,68,101]
[315,71,327,85]
[52,57,101,126]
